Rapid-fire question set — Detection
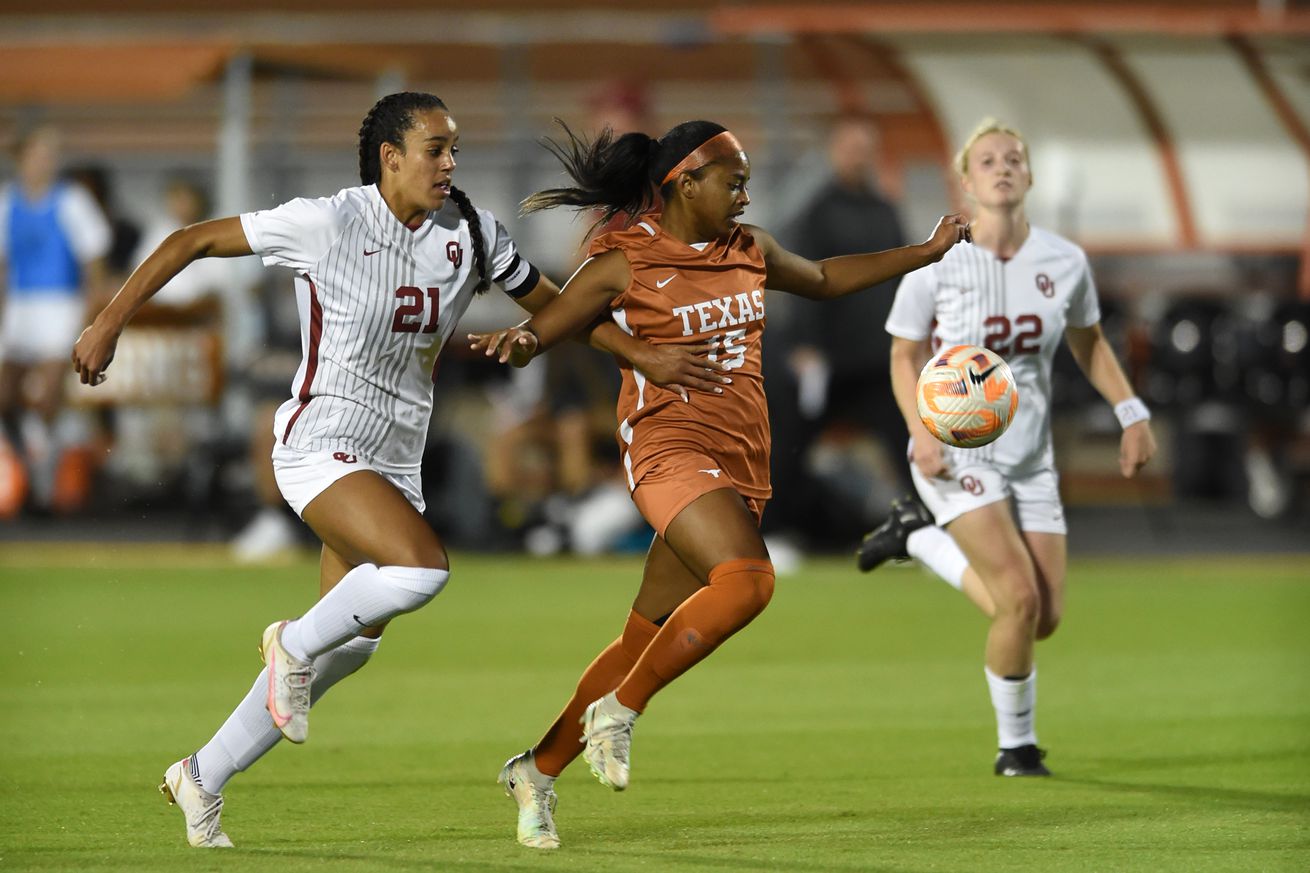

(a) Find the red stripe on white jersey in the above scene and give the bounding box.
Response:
[281,401,309,444]
[282,277,323,444]
[299,278,323,402]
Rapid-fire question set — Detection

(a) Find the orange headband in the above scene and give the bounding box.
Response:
[660,130,746,185]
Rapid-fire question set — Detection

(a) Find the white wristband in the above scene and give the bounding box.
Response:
[1114,397,1151,429]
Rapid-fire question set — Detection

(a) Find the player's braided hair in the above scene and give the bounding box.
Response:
[521,119,728,231]
[446,186,489,293]
[357,91,489,294]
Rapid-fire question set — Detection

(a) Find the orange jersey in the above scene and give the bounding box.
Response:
[588,214,771,499]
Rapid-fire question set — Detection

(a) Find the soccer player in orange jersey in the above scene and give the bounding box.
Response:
[469,120,970,849]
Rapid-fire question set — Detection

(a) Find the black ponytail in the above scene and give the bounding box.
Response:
[447,186,489,294]
[357,91,488,294]
[520,122,657,228]
[522,119,729,230]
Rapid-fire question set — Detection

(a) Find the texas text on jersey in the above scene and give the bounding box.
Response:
[588,215,771,500]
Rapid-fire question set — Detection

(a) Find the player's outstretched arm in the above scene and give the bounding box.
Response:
[508,272,729,394]
[751,215,970,300]
[72,217,252,386]
[1065,323,1157,478]
[469,249,623,366]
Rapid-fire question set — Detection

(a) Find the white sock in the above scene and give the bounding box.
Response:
[194,635,381,793]
[985,665,1038,749]
[601,690,640,720]
[524,753,555,787]
[279,564,449,661]
[906,525,969,591]
[310,634,381,701]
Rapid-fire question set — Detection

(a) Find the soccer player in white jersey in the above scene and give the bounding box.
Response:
[71,92,726,849]
[855,119,1156,776]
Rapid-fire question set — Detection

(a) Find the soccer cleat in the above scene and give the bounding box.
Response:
[994,744,1052,777]
[581,692,638,791]
[159,757,234,848]
[498,752,560,849]
[260,620,314,743]
[856,494,934,572]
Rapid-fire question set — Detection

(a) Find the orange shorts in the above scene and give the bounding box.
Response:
[630,450,767,537]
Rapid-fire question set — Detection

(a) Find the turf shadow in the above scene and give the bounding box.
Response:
[1062,776,1310,814]
[620,847,903,872]
[241,847,550,871]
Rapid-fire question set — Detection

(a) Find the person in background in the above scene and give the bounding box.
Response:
[101,175,230,495]
[765,114,909,548]
[228,269,308,562]
[487,80,658,555]
[0,125,111,515]
[132,176,226,319]
[63,163,141,291]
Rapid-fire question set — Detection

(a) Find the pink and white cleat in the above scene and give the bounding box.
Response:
[260,620,314,743]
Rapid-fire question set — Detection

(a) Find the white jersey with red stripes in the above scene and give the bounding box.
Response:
[241,184,538,474]
[885,226,1101,472]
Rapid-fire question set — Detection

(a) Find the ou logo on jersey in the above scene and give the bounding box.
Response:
[332,452,358,464]
[960,475,985,496]
[446,241,464,269]
[1035,273,1054,298]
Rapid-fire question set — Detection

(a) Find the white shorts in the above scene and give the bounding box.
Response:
[1,294,84,364]
[910,461,1067,535]
[272,443,425,519]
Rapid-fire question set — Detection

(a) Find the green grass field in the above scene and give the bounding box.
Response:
[1,547,1307,872]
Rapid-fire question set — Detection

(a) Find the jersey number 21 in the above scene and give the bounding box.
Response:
[392,286,440,334]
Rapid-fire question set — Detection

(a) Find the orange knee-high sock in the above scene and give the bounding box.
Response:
[615,558,774,713]
[532,610,659,776]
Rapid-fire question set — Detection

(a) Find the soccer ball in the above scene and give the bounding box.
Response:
[916,344,1019,448]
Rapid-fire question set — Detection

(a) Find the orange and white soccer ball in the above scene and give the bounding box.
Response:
[916,344,1019,448]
